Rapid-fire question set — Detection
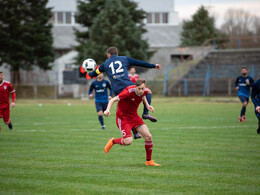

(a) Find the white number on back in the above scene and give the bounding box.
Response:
[109,61,124,74]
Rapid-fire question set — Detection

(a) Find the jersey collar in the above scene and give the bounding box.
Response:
[0,80,5,86]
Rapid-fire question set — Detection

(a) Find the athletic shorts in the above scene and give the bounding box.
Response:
[0,108,10,123]
[95,102,108,112]
[116,114,145,138]
[255,111,260,124]
[238,95,249,103]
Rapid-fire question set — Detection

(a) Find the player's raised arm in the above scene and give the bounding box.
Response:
[88,64,105,77]
[104,96,119,117]
[126,57,162,70]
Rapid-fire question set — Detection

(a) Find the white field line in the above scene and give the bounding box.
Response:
[156,125,255,130]
[14,121,98,126]
[21,128,99,132]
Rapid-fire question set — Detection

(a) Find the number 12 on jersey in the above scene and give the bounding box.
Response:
[109,61,124,74]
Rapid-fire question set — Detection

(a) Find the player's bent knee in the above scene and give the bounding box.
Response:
[124,137,133,145]
[144,134,152,141]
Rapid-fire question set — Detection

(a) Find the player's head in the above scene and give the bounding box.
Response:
[97,73,104,81]
[129,67,136,75]
[241,67,248,76]
[107,47,118,58]
[0,71,4,82]
[135,79,146,96]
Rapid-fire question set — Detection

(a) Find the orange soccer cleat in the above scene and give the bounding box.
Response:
[104,138,114,153]
[146,160,161,166]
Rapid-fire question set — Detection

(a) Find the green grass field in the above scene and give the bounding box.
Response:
[0,97,259,194]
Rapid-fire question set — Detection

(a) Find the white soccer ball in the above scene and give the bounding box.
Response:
[82,58,97,72]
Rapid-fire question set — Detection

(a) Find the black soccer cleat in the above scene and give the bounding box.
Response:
[101,125,105,130]
[257,128,260,134]
[8,122,13,130]
[133,132,142,139]
[142,114,157,122]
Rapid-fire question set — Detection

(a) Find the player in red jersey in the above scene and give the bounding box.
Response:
[0,72,15,130]
[128,67,139,84]
[103,79,161,166]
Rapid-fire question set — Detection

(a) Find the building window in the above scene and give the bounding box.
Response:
[57,12,63,24]
[50,12,55,24]
[162,13,168,23]
[50,11,76,25]
[147,13,152,24]
[146,12,168,24]
[65,12,71,24]
[154,13,160,24]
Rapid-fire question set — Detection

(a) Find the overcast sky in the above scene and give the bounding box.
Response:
[175,0,260,28]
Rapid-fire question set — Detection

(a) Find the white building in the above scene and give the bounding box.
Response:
[1,0,183,98]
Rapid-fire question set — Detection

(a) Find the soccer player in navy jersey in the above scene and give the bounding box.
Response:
[88,47,161,130]
[235,67,254,122]
[89,73,112,130]
[251,79,260,134]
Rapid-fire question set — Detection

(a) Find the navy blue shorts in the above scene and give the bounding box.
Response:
[95,102,108,112]
[238,95,249,103]
[255,111,260,124]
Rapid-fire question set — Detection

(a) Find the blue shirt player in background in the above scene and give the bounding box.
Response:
[235,67,254,122]
[88,47,162,139]
[251,79,260,134]
[89,73,112,130]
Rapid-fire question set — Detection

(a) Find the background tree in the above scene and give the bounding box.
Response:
[221,9,260,37]
[181,6,225,46]
[0,0,54,83]
[74,0,151,65]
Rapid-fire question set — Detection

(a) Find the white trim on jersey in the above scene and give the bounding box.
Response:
[0,80,10,87]
[10,90,15,93]
[128,87,136,93]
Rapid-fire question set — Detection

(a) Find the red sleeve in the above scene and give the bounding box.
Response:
[9,83,15,102]
[11,92,16,103]
[8,83,15,93]
[117,88,130,101]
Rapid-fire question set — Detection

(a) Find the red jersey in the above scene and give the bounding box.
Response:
[116,85,149,118]
[0,80,15,109]
[128,73,139,84]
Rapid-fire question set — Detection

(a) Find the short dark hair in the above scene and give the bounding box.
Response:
[135,79,146,86]
[107,47,118,55]
[0,71,3,74]
[241,67,247,70]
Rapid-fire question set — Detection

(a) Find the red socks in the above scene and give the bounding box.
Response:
[113,138,125,145]
[145,141,153,161]
[113,139,153,160]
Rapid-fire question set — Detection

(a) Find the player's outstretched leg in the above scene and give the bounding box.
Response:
[137,125,161,166]
[142,93,157,122]
[104,137,133,153]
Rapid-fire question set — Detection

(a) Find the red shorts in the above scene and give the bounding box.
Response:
[0,108,10,123]
[116,114,145,138]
